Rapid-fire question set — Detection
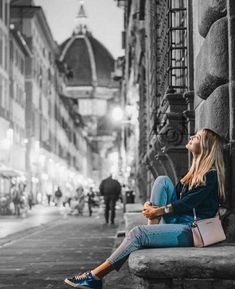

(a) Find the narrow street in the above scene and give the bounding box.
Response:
[0,207,121,289]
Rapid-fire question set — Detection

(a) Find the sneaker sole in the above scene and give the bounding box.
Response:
[64,278,92,289]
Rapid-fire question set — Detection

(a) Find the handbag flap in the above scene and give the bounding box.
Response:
[196,216,226,246]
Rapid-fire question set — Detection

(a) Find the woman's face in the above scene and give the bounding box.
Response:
[186,131,201,155]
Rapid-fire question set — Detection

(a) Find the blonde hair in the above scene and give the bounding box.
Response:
[180,128,225,201]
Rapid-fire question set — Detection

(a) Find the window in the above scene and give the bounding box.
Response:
[10,38,13,62]
[41,117,48,142]
[20,58,25,74]
[0,0,3,20]
[2,77,7,109]
[4,33,8,70]
[0,29,3,67]
[0,76,2,107]
[157,0,188,94]
[4,0,8,26]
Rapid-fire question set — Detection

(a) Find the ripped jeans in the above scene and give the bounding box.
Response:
[107,176,194,271]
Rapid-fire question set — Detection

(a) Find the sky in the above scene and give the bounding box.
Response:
[34,0,124,58]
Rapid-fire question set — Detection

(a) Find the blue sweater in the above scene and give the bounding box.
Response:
[171,169,220,219]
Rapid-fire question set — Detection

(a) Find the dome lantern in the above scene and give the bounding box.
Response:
[75,0,88,34]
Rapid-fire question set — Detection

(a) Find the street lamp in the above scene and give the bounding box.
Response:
[111,106,124,123]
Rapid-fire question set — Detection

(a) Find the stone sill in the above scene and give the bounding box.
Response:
[128,244,235,280]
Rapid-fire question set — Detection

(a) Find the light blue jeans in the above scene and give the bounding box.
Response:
[107,176,194,271]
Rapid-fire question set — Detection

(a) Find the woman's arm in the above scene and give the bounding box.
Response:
[142,204,173,219]
[170,170,218,215]
[143,170,218,218]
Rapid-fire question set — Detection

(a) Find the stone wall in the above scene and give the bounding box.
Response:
[142,0,190,194]
[193,0,235,240]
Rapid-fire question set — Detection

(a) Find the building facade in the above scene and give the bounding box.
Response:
[120,0,235,239]
[60,2,121,186]
[0,0,94,203]
[0,0,12,196]
[9,25,31,176]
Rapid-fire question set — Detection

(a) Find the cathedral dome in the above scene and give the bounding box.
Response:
[60,31,117,88]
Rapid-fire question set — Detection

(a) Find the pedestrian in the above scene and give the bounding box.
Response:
[46,191,52,206]
[99,175,121,224]
[54,186,62,207]
[64,128,225,289]
[87,187,95,217]
[76,186,86,215]
[63,184,73,207]
[12,185,21,216]
[28,189,33,210]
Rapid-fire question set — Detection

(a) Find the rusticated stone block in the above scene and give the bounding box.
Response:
[129,246,235,279]
[198,0,227,38]
[195,17,228,100]
[195,84,229,140]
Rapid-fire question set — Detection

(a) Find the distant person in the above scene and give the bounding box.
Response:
[76,186,86,215]
[12,185,21,216]
[99,175,121,224]
[46,191,52,206]
[28,190,33,210]
[54,186,62,207]
[87,187,95,217]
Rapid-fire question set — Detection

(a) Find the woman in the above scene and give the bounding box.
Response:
[64,128,225,289]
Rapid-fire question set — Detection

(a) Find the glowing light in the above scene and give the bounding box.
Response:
[1,139,12,149]
[111,107,124,122]
[41,173,49,180]
[39,154,45,166]
[32,177,39,184]
[7,128,14,143]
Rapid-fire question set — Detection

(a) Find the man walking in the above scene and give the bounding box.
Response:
[99,175,121,224]
[87,187,95,217]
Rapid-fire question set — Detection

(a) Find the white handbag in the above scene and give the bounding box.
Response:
[191,208,226,248]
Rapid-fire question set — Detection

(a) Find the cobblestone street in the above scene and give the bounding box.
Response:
[0,207,121,289]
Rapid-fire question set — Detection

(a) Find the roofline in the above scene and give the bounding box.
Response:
[36,6,57,50]
[10,26,33,57]
[11,5,56,51]
[90,36,115,60]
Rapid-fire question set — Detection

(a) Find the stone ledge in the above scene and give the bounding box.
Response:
[124,211,167,232]
[125,203,143,213]
[128,245,235,280]
[124,212,146,232]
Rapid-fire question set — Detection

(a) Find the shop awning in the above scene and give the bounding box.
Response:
[0,165,21,178]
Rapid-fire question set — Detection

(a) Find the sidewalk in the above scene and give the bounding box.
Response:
[0,201,121,240]
[0,204,67,239]
[0,201,137,288]
[0,203,124,289]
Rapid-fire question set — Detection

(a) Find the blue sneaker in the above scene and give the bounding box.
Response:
[64,272,102,289]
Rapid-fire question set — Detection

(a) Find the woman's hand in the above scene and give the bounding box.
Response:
[143,201,151,210]
[142,206,163,219]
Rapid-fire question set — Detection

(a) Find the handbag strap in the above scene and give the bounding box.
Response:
[193,207,221,222]
[216,206,222,219]
[193,207,197,222]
